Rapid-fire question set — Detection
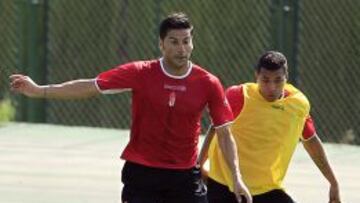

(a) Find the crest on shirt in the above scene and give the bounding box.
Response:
[169,92,176,107]
[224,98,229,107]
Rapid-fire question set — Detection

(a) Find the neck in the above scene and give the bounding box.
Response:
[259,89,285,102]
[162,58,189,76]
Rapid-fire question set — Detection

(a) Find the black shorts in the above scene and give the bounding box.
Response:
[207,178,295,203]
[121,161,208,203]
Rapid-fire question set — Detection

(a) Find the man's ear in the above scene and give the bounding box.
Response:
[159,38,164,52]
[255,71,259,81]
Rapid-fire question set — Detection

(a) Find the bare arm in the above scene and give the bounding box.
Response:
[10,74,99,99]
[197,125,216,179]
[302,134,341,203]
[216,125,252,203]
[198,124,216,167]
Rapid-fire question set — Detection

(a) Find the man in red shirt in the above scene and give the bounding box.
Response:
[10,12,251,203]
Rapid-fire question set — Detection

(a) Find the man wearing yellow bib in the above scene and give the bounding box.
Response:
[199,51,341,203]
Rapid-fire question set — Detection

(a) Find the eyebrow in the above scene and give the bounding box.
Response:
[168,36,191,40]
[261,76,284,80]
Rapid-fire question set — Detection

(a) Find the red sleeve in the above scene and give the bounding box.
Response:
[225,85,244,118]
[95,62,141,94]
[302,115,316,140]
[207,77,233,127]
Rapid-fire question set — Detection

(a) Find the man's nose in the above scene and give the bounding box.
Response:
[177,44,186,53]
[268,83,277,92]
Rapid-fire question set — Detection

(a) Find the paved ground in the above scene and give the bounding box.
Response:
[0,123,359,203]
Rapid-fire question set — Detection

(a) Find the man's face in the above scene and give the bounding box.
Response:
[159,29,193,69]
[256,68,287,102]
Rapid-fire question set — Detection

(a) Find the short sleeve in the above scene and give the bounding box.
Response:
[95,62,141,94]
[207,77,233,127]
[225,85,244,118]
[302,115,316,140]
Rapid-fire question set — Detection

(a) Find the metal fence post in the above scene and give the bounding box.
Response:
[271,0,301,86]
[270,0,283,51]
[17,0,28,122]
[18,0,47,122]
[282,0,301,86]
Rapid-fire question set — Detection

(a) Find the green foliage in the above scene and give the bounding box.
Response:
[0,98,15,123]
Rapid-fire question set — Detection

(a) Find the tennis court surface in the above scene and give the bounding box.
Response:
[0,123,359,203]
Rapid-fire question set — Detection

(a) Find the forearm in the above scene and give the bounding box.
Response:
[303,136,338,186]
[198,125,215,166]
[216,126,241,181]
[41,79,99,99]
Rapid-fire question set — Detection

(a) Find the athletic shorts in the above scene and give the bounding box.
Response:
[121,161,208,203]
[207,178,295,203]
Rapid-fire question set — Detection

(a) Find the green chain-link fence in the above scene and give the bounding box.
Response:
[0,0,19,99]
[298,0,360,144]
[1,0,359,144]
[45,0,274,129]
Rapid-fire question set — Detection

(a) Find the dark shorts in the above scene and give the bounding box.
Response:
[121,161,208,203]
[207,178,295,203]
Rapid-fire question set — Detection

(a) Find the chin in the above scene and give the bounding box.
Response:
[266,97,276,102]
[176,61,188,68]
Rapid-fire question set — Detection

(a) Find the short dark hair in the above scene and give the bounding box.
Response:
[255,51,288,73]
[159,12,193,40]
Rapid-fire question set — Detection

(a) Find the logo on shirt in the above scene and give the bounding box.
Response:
[164,84,187,92]
[271,104,285,111]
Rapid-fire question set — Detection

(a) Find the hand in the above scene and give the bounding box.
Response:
[329,183,341,203]
[10,74,42,97]
[233,178,252,203]
[199,164,209,183]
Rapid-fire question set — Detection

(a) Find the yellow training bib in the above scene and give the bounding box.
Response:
[208,83,310,195]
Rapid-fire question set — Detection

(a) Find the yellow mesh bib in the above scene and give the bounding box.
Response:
[208,83,310,195]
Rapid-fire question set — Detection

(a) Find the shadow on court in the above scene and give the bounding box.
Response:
[0,123,359,203]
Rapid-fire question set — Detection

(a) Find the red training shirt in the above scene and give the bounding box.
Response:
[95,58,233,169]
